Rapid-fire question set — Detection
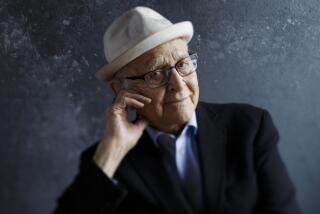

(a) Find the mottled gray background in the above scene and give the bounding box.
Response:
[1,0,319,213]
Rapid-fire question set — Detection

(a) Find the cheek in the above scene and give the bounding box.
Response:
[137,88,166,118]
[191,83,199,103]
[187,77,200,104]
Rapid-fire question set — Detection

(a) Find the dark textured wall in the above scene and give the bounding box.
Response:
[1,0,319,213]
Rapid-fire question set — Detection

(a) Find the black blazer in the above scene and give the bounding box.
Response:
[54,102,301,214]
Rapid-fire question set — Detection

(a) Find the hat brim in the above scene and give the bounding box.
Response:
[95,21,194,81]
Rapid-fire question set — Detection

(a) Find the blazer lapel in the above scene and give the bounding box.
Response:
[128,132,194,214]
[196,102,227,214]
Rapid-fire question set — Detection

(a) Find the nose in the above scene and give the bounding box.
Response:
[167,68,185,92]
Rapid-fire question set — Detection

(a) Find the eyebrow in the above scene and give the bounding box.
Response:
[144,52,189,71]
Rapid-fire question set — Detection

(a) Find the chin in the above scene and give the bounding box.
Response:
[141,98,197,131]
[164,105,194,125]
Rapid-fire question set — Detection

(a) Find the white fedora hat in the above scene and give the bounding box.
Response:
[95,6,194,81]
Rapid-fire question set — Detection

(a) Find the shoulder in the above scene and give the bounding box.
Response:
[198,101,264,112]
[197,101,275,129]
[198,101,267,118]
[197,102,280,152]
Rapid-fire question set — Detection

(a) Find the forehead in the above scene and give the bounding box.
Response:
[119,38,189,76]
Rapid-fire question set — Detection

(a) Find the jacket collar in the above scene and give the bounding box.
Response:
[196,102,227,213]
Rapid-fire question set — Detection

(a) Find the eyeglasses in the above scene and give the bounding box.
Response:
[119,53,198,88]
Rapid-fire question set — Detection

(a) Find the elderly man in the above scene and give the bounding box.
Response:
[55,6,301,214]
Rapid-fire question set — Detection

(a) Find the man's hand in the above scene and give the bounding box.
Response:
[93,90,152,178]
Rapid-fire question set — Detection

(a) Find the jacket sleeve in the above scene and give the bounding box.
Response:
[253,110,302,214]
[53,143,128,214]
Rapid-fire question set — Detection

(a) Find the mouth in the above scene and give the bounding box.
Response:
[164,96,189,105]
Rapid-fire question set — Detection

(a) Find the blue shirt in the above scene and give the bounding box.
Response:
[146,112,199,179]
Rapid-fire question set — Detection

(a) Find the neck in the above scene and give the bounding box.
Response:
[148,122,186,135]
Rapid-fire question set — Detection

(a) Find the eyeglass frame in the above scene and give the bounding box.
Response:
[116,52,198,88]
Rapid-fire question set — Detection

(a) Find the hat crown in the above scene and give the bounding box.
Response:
[104,6,172,62]
[95,6,193,81]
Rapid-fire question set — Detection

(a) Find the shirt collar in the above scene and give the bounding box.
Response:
[146,111,198,146]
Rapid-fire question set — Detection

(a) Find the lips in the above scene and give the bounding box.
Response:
[164,95,190,104]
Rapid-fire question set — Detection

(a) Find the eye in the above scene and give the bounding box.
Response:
[149,70,164,80]
[176,60,188,68]
[145,70,167,84]
[177,57,193,68]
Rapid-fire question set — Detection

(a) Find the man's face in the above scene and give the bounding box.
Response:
[111,38,199,133]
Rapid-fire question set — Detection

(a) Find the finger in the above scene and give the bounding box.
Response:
[113,96,145,111]
[124,97,145,109]
[116,90,152,104]
[135,118,148,130]
[125,92,152,104]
